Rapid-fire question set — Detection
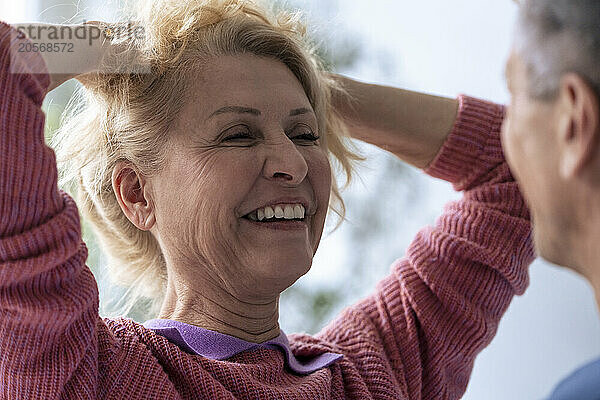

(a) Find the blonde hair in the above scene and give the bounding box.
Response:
[52,0,364,318]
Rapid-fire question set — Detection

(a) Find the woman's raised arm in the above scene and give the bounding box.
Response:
[0,22,110,399]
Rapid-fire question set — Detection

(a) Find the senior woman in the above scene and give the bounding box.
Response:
[0,0,534,399]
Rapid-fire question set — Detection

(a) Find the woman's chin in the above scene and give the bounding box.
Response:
[251,252,313,278]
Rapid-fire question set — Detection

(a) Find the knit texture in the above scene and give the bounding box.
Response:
[0,21,535,400]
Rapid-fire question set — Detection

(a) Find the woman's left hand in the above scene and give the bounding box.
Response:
[328,73,459,169]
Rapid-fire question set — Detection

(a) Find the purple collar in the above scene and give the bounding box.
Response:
[142,318,343,375]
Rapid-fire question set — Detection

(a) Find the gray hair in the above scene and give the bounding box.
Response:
[514,0,600,101]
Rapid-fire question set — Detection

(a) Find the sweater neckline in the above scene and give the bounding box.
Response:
[142,318,343,375]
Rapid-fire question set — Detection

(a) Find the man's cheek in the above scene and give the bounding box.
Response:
[501,117,518,168]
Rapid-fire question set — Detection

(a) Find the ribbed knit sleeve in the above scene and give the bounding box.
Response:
[308,95,536,399]
[0,21,101,399]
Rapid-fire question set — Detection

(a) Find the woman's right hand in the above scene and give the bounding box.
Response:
[12,21,146,91]
[75,21,148,89]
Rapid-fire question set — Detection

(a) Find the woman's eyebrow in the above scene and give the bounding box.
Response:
[289,107,313,116]
[207,106,261,121]
[206,106,314,121]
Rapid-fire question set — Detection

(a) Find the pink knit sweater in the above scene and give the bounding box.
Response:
[0,21,535,400]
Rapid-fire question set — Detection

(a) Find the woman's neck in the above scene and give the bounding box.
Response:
[157,277,281,343]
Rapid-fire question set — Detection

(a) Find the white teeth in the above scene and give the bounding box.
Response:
[274,205,284,218]
[283,205,295,219]
[249,203,306,221]
[264,206,275,219]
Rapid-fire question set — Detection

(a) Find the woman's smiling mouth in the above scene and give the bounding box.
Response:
[244,204,305,222]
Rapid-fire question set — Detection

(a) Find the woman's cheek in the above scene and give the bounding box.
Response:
[186,156,252,260]
[306,149,331,249]
[310,149,332,203]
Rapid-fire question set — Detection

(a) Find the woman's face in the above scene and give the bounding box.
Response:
[147,54,332,300]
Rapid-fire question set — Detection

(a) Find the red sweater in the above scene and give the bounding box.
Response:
[0,21,535,400]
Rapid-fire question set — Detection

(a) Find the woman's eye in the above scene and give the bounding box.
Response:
[294,133,320,141]
[223,131,253,141]
[293,125,320,143]
[221,125,319,144]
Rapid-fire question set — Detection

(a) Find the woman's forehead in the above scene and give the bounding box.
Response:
[182,55,314,122]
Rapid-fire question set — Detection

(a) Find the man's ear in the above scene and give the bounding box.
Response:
[112,161,156,231]
[558,73,600,180]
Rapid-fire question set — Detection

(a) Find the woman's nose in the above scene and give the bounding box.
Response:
[262,136,309,186]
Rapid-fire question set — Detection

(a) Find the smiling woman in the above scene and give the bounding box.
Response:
[127,53,335,342]
[51,0,363,329]
[0,0,536,398]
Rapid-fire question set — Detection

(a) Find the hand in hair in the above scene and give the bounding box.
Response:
[76,21,149,90]
[12,21,146,91]
[328,72,459,169]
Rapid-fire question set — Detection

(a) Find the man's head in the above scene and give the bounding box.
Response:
[501,0,600,277]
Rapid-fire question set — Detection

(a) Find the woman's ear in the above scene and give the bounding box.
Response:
[112,161,156,231]
[557,73,600,180]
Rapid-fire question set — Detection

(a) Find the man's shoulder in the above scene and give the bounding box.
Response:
[548,357,600,400]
